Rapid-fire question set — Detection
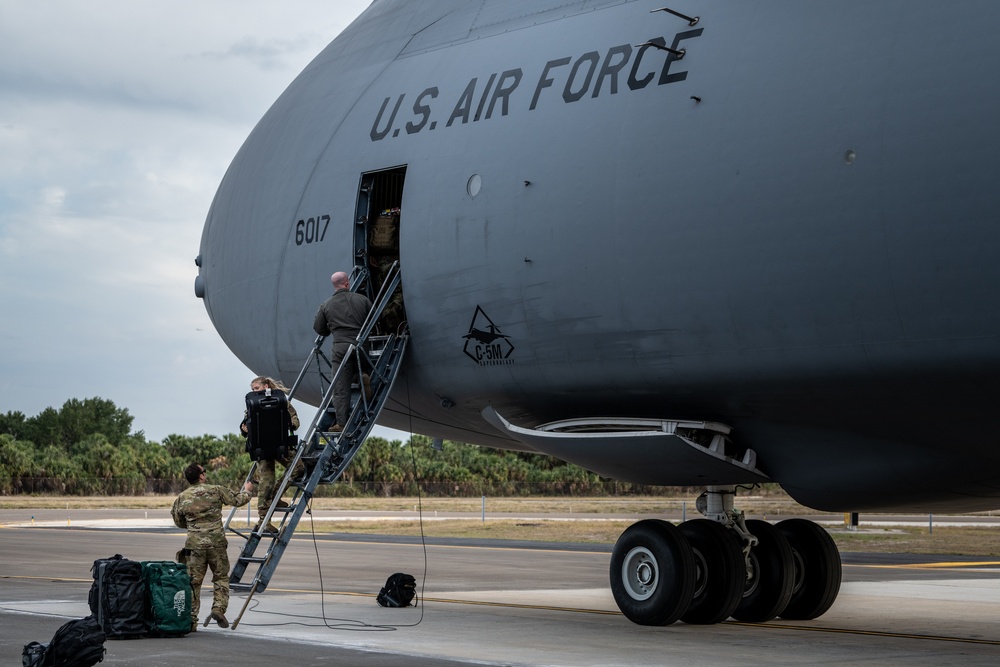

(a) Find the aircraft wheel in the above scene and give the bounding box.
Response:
[776,518,842,620]
[732,519,794,622]
[679,519,746,624]
[610,519,695,626]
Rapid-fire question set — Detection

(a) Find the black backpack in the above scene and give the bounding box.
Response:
[245,389,297,461]
[376,572,417,607]
[21,641,47,667]
[44,616,106,667]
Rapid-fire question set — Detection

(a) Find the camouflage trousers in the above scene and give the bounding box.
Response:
[256,457,304,519]
[186,546,230,622]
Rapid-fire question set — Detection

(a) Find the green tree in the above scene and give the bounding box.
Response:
[24,407,61,449]
[128,435,179,480]
[0,411,28,440]
[0,434,35,493]
[59,397,134,449]
[34,444,83,487]
[163,434,239,463]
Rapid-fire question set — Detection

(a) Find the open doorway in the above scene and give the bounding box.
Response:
[354,166,406,334]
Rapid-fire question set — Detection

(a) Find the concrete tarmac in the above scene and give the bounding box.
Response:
[2,521,1000,666]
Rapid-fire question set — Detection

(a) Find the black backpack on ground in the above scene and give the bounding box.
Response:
[44,616,106,667]
[88,554,147,638]
[376,572,417,607]
[21,641,47,667]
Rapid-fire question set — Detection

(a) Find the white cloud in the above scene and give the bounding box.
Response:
[0,0,376,441]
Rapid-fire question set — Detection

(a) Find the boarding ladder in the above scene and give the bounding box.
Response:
[223,262,408,629]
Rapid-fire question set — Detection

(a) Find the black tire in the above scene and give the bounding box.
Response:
[732,519,794,622]
[679,519,746,624]
[777,518,842,620]
[610,519,695,626]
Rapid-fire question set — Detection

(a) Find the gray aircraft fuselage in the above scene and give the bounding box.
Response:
[197,0,1000,513]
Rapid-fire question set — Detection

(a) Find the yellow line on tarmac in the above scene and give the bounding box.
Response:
[851,561,1000,570]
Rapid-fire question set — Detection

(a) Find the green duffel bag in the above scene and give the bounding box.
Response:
[141,561,191,637]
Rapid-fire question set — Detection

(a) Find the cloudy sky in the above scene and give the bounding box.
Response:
[0,1,394,442]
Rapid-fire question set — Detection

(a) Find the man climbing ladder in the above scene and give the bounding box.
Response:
[313,270,373,432]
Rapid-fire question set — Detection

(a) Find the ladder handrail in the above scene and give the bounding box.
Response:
[357,261,401,343]
[285,335,326,399]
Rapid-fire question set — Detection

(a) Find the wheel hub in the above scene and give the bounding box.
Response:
[622,546,659,601]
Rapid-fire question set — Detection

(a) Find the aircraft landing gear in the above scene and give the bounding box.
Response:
[610,519,695,625]
[731,518,793,622]
[776,518,842,619]
[678,519,745,624]
[608,486,842,626]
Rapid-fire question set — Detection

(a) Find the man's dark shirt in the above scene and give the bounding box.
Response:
[313,287,373,344]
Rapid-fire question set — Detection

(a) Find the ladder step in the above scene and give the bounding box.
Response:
[239,556,267,564]
[230,582,254,592]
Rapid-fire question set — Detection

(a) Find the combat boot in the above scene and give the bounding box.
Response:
[206,609,229,628]
[253,521,279,535]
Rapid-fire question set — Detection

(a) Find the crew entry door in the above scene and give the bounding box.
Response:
[354,166,407,335]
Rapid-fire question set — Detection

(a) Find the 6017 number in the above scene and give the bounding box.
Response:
[295,215,331,245]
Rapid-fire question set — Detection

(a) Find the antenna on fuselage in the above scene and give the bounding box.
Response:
[650,6,699,26]
[635,41,686,59]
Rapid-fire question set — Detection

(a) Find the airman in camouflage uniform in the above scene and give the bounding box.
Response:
[368,212,405,334]
[240,376,303,533]
[171,462,252,631]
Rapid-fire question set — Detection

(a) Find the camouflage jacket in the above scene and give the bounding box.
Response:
[171,483,251,550]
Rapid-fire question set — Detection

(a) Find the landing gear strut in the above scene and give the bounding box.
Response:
[609,485,842,626]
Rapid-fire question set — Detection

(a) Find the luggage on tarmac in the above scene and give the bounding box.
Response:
[375,572,417,607]
[141,560,192,637]
[21,640,48,667]
[88,554,147,638]
[43,616,106,667]
[245,389,297,461]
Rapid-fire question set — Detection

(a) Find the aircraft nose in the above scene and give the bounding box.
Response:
[194,255,205,298]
